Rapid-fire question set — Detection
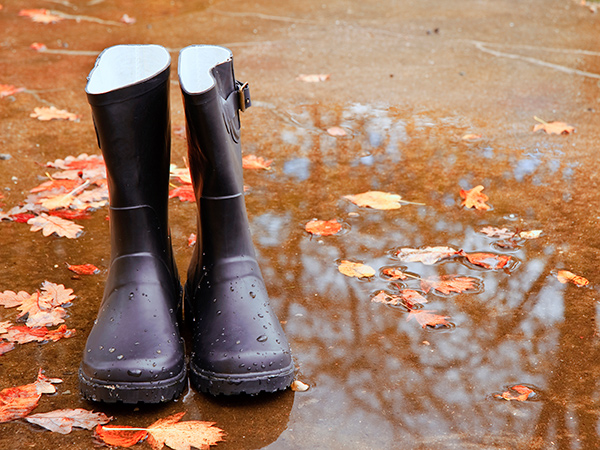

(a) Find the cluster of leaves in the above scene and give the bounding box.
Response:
[0,153,107,238]
[0,281,76,355]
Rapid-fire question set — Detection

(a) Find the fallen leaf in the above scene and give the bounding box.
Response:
[381,267,409,280]
[96,413,225,450]
[459,251,512,270]
[296,74,330,82]
[188,233,197,247]
[19,9,64,23]
[338,260,376,278]
[95,425,148,447]
[533,117,574,135]
[495,384,535,401]
[519,230,542,239]
[66,263,99,275]
[28,213,84,239]
[0,342,15,355]
[2,324,75,344]
[242,155,272,170]
[407,310,452,328]
[395,246,459,265]
[26,408,111,434]
[371,289,427,309]
[0,322,11,334]
[7,281,76,328]
[0,84,25,98]
[461,133,482,140]
[344,191,405,210]
[290,380,310,392]
[30,179,81,194]
[460,185,490,210]
[48,210,92,220]
[421,275,480,295]
[40,193,76,210]
[305,219,342,236]
[0,290,31,308]
[326,126,347,136]
[30,42,47,51]
[31,106,79,121]
[10,213,36,223]
[479,226,514,239]
[170,166,192,184]
[0,369,61,423]
[120,13,136,24]
[556,270,589,287]
[169,185,196,202]
[47,153,104,171]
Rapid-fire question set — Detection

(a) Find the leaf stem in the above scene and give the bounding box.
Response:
[533,116,548,125]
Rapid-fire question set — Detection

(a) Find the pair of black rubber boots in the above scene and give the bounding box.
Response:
[79,44,294,403]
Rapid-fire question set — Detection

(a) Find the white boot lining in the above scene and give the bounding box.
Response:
[178,46,232,94]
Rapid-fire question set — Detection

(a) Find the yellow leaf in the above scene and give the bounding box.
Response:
[30,106,79,121]
[338,260,375,278]
[344,191,404,210]
[146,412,225,450]
[556,270,589,287]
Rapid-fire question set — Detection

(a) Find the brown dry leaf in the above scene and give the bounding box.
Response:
[407,310,452,328]
[460,185,490,210]
[519,230,542,239]
[66,263,99,275]
[495,385,535,402]
[459,251,512,270]
[242,155,272,170]
[344,191,404,210]
[395,246,459,265]
[326,126,347,136]
[30,106,79,121]
[146,412,225,450]
[305,219,342,236]
[533,117,575,135]
[556,270,589,287]
[28,213,84,239]
[479,226,514,239]
[0,369,61,423]
[338,260,376,278]
[26,408,111,434]
[0,84,25,98]
[421,275,480,295]
[296,74,330,82]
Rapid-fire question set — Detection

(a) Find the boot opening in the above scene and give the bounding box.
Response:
[86,44,170,94]
[179,45,232,94]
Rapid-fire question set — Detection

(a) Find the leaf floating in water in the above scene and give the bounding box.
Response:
[519,230,542,239]
[326,126,347,136]
[344,191,422,210]
[459,251,512,270]
[296,74,330,82]
[421,275,480,295]
[556,270,589,287]
[479,226,514,239]
[406,310,452,329]
[305,219,342,236]
[30,106,79,121]
[495,384,535,402]
[242,155,272,170]
[532,116,574,135]
[395,246,459,265]
[460,185,490,210]
[338,260,375,279]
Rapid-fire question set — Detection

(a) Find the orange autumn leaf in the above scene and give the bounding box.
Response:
[461,133,482,140]
[338,260,376,278]
[305,219,342,236]
[495,384,535,402]
[381,267,409,281]
[28,213,84,239]
[120,13,136,24]
[2,324,75,344]
[420,275,480,295]
[47,153,105,171]
[556,270,589,287]
[26,408,111,434]
[188,233,197,247]
[170,166,192,184]
[0,290,31,308]
[95,424,148,447]
[169,185,196,202]
[407,310,452,329]
[0,84,25,98]
[242,155,272,170]
[326,126,347,136]
[30,179,81,194]
[30,42,47,51]
[519,230,542,239]
[459,251,512,270]
[371,289,427,309]
[395,246,459,265]
[532,117,574,135]
[0,342,15,355]
[460,185,490,210]
[66,263,100,275]
[479,226,514,239]
[30,106,79,121]
[0,369,61,423]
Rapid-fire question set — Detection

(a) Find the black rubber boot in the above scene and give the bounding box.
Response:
[178,45,294,395]
[79,45,186,404]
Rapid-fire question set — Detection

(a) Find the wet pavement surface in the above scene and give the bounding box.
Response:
[2,0,600,448]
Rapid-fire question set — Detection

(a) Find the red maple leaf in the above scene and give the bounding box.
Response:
[0,369,61,423]
[459,251,512,270]
[407,310,452,328]
[169,185,196,202]
[66,263,100,275]
[420,275,480,295]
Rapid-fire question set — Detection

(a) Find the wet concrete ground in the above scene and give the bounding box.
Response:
[1,0,600,448]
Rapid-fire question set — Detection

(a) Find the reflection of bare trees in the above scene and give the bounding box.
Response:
[243,103,600,448]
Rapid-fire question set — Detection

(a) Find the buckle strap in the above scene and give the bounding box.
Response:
[236,80,251,112]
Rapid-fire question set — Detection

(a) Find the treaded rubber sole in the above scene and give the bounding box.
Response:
[189,360,294,396]
[79,366,187,404]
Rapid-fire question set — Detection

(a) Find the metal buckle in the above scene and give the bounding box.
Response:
[238,81,249,112]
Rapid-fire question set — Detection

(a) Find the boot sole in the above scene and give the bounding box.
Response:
[189,360,295,396]
[79,366,187,404]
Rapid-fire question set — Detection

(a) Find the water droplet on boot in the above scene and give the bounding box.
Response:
[108,347,115,353]
[99,346,104,350]
[117,354,124,360]
[156,350,162,354]
[129,292,134,299]
[249,291,256,298]
[216,310,222,315]
[239,363,245,368]
[257,335,268,342]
